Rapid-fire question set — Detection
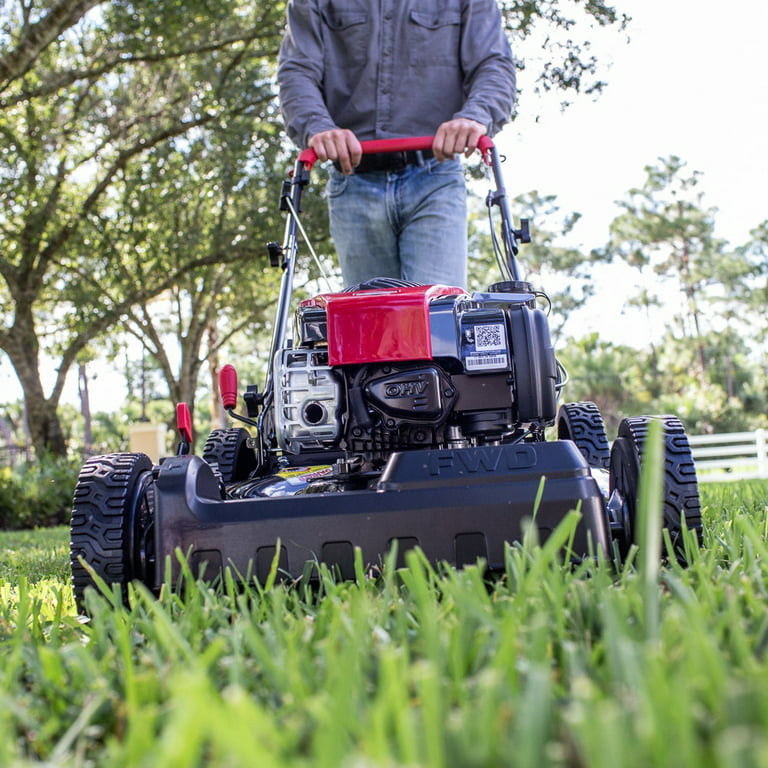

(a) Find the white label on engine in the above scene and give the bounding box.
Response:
[474,323,506,350]
[465,354,508,370]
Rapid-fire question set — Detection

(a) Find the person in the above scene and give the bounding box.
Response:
[277,0,516,288]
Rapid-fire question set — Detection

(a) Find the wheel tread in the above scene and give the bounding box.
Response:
[70,452,153,610]
[616,414,702,545]
[557,401,610,469]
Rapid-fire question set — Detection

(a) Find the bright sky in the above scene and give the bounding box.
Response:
[495,0,768,344]
[502,0,768,245]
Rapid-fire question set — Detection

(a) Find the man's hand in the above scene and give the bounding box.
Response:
[309,128,362,175]
[433,118,487,162]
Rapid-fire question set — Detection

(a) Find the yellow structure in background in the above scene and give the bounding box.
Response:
[128,423,168,463]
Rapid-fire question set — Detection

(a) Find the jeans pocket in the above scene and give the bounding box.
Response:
[327,171,350,199]
[426,158,463,179]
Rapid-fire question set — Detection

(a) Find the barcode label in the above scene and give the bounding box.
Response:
[475,323,505,350]
[466,354,508,370]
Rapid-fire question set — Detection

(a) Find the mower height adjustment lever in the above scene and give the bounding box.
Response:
[266,241,284,268]
[219,364,260,427]
[514,218,531,244]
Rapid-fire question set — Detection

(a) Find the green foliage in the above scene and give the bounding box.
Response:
[0,456,78,530]
[558,329,768,436]
[604,156,741,374]
[559,157,768,434]
[2,483,768,764]
[499,0,630,102]
[557,333,649,435]
[0,0,287,456]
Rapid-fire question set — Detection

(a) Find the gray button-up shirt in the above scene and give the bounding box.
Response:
[278,0,517,148]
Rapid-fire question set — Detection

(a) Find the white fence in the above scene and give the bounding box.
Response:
[688,429,768,482]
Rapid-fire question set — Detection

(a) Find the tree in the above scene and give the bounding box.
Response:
[92,113,336,440]
[499,0,629,106]
[0,0,284,455]
[603,156,731,383]
[723,221,768,370]
[556,333,649,436]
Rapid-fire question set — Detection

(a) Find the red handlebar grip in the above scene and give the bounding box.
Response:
[219,364,238,410]
[299,134,496,170]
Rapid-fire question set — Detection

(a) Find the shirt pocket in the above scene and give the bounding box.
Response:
[407,11,462,67]
[320,9,369,66]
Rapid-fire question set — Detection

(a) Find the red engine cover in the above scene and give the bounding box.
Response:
[301,285,466,366]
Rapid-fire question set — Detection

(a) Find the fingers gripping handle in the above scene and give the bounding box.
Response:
[298,135,496,171]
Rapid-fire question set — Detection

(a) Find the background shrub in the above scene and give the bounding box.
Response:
[0,455,78,529]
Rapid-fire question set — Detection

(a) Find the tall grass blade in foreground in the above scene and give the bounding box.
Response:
[3,484,768,764]
[635,418,664,641]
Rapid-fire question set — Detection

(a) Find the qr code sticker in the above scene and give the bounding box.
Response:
[475,323,505,351]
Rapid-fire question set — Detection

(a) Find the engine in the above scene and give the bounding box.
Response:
[271,280,559,469]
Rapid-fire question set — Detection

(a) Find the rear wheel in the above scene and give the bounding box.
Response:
[557,401,610,469]
[70,453,156,611]
[202,427,257,484]
[609,415,702,559]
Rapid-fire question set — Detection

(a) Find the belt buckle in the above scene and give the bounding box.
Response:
[391,151,408,171]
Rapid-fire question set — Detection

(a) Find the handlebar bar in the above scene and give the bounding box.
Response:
[298,135,496,171]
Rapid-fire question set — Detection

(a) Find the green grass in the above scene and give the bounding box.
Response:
[1,482,768,766]
[0,526,70,584]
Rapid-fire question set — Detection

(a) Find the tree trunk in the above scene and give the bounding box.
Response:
[23,389,67,457]
[208,321,224,430]
[78,362,93,455]
[2,314,68,457]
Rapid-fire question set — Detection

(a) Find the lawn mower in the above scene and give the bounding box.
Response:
[70,136,702,607]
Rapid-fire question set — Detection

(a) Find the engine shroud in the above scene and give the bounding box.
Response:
[273,284,558,461]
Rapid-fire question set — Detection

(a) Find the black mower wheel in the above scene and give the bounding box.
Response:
[70,452,156,611]
[202,427,257,484]
[609,415,702,559]
[557,401,610,469]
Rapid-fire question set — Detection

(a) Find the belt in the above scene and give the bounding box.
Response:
[334,149,434,174]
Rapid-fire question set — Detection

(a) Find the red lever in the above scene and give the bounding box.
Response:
[219,364,238,410]
[176,402,193,446]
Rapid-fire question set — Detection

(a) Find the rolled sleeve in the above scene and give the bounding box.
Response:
[455,0,517,135]
[277,0,337,147]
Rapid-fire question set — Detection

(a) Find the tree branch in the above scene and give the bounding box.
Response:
[0,0,106,91]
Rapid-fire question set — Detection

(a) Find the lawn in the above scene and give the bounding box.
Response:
[1,481,767,766]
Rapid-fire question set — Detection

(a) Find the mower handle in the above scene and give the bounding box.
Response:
[298,135,495,171]
[265,132,521,413]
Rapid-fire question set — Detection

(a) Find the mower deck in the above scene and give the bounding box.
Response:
[154,440,608,586]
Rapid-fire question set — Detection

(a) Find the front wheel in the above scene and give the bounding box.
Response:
[609,415,702,560]
[202,428,257,484]
[70,452,156,611]
[557,401,610,470]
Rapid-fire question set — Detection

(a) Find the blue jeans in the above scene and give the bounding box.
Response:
[327,158,468,288]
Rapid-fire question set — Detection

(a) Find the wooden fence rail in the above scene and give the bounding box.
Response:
[688,429,768,482]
